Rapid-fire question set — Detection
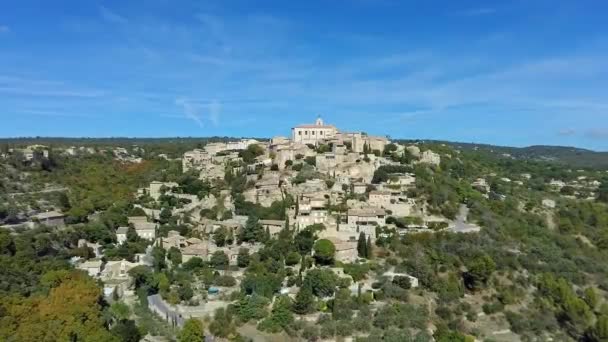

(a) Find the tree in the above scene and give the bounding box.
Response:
[209,308,237,338]
[159,207,172,224]
[313,239,336,265]
[295,228,316,255]
[210,251,229,270]
[304,269,338,297]
[179,319,204,342]
[590,315,608,341]
[464,254,496,290]
[239,215,264,243]
[213,227,228,247]
[393,276,412,290]
[286,251,301,266]
[151,246,167,272]
[598,182,608,203]
[110,301,131,322]
[126,226,138,243]
[357,232,367,258]
[168,246,182,266]
[293,285,315,314]
[237,248,250,268]
[584,287,599,310]
[111,320,141,342]
[258,295,294,333]
[365,236,373,259]
[0,271,119,341]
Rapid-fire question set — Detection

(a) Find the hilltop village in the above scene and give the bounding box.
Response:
[2,118,608,342]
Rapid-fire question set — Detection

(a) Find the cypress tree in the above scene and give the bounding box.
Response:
[357,232,366,258]
[366,236,373,259]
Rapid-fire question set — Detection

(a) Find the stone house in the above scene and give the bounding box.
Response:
[353,182,368,194]
[181,243,209,263]
[420,150,441,165]
[33,210,66,227]
[128,216,156,240]
[77,259,103,278]
[368,191,391,208]
[292,117,338,145]
[116,227,128,244]
[325,237,358,263]
[259,219,285,237]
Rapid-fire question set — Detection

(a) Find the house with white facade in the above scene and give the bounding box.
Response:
[128,216,156,240]
[292,117,338,145]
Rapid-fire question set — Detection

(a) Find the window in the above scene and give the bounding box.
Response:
[298,131,302,136]
[320,131,323,135]
[312,131,315,135]
[305,131,309,135]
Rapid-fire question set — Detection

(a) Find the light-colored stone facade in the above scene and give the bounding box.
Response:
[292,118,338,145]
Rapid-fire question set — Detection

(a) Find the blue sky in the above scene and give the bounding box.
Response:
[1,0,608,150]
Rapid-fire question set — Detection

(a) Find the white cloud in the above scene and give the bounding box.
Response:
[18,109,96,118]
[175,98,205,128]
[453,8,497,16]
[174,98,222,128]
[209,100,221,126]
[558,129,576,137]
[99,6,127,24]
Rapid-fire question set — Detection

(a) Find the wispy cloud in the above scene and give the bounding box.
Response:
[17,109,96,118]
[0,86,104,98]
[174,98,221,128]
[453,8,497,17]
[209,100,221,126]
[558,129,576,137]
[99,6,127,24]
[175,98,204,127]
[0,25,9,33]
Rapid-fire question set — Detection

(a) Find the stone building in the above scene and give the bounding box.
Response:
[128,216,156,240]
[182,149,211,172]
[368,190,391,208]
[292,117,338,145]
[420,150,441,165]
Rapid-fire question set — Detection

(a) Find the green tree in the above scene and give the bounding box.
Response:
[293,284,315,314]
[168,246,182,266]
[464,254,496,290]
[159,207,172,224]
[210,251,229,270]
[111,320,141,342]
[237,248,250,268]
[357,232,366,258]
[590,315,608,341]
[109,301,131,322]
[239,215,264,243]
[304,269,338,297]
[365,236,373,259]
[294,227,316,255]
[584,287,599,310]
[213,227,228,247]
[258,295,294,333]
[126,226,138,243]
[179,319,204,342]
[151,246,167,272]
[313,239,336,265]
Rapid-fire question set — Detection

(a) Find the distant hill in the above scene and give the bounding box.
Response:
[406,140,608,169]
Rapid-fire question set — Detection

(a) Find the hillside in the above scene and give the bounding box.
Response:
[396,140,608,169]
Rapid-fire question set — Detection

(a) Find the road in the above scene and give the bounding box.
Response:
[6,186,68,196]
[450,205,481,233]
